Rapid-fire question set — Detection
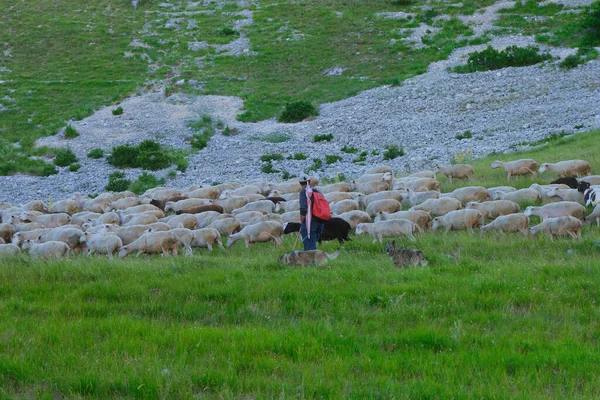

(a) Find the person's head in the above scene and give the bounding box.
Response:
[309,176,319,187]
[299,174,310,186]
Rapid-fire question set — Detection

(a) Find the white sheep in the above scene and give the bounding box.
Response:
[492,188,541,203]
[40,227,86,253]
[585,204,600,226]
[280,211,301,223]
[165,198,212,213]
[330,199,359,215]
[336,210,372,229]
[465,200,520,220]
[118,231,180,258]
[51,199,81,215]
[443,186,490,206]
[402,190,440,208]
[410,197,462,217]
[357,190,404,209]
[365,166,393,174]
[580,175,600,185]
[355,219,419,243]
[123,213,159,227]
[191,228,223,251]
[21,200,49,213]
[351,180,390,195]
[393,178,440,192]
[79,232,123,259]
[22,239,70,258]
[185,186,221,199]
[232,200,275,215]
[227,221,284,248]
[538,160,591,178]
[208,218,242,237]
[164,214,199,230]
[491,159,539,180]
[374,210,431,231]
[317,182,353,194]
[365,199,402,217]
[480,213,529,236]
[0,244,21,256]
[543,187,584,204]
[215,196,249,213]
[530,216,582,240]
[11,229,53,247]
[324,192,357,203]
[109,197,142,210]
[101,223,171,245]
[435,164,474,181]
[524,201,586,221]
[407,170,436,179]
[431,209,485,233]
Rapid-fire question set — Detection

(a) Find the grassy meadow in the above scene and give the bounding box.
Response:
[1,130,600,398]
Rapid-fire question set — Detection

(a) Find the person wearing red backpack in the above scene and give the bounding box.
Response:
[298,174,327,250]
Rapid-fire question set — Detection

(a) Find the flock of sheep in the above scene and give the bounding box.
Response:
[0,157,599,265]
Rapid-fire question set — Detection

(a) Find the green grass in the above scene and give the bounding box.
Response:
[3,129,600,397]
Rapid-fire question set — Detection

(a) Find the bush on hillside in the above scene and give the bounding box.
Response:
[278,101,318,123]
[105,171,131,192]
[107,140,174,171]
[53,149,77,167]
[581,1,600,46]
[455,45,552,73]
[64,125,79,139]
[87,148,104,159]
[129,172,165,195]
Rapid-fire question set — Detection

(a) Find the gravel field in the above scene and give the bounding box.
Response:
[1,0,599,204]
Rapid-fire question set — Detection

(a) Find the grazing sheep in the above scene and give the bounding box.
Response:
[550,177,579,189]
[0,244,21,256]
[355,219,419,243]
[529,183,564,204]
[374,210,431,231]
[118,231,180,258]
[164,214,199,230]
[530,216,582,240]
[185,187,220,199]
[22,239,70,258]
[149,195,189,211]
[585,204,600,226]
[538,160,591,178]
[40,227,86,253]
[491,159,539,180]
[0,223,16,243]
[431,209,485,233]
[410,197,462,217]
[275,199,300,213]
[492,188,541,203]
[215,196,249,213]
[110,197,142,210]
[234,211,265,224]
[280,211,301,223]
[351,180,391,195]
[264,182,302,195]
[120,204,162,215]
[435,164,474,181]
[357,191,404,209]
[366,199,402,217]
[83,197,112,213]
[167,228,196,256]
[232,200,275,215]
[90,211,121,226]
[227,221,284,248]
[393,178,440,192]
[480,213,529,236]
[79,232,123,259]
[524,201,586,221]
[195,211,223,228]
[101,223,170,245]
[443,186,490,206]
[11,229,53,247]
[278,250,340,266]
[21,200,49,213]
[142,188,182,202]
[208,218,242,236]
[324,191,357,203]
[2,207,25,224]
[543,187,584,204]
[11,219,47,233]
[465,200,520,220]
[407,170,436,179]
[365,166,392,174]
[311,182,352,194]
[51,199,81,215]
[330,199,360,215]
[282,217,352,244]
[402,189,440,208]
[123,213,159,227]
[336,210,372,229]
[26,213,71,228]
[580,175,600,185]
[355,172,394,184]
[191,228,223,251]
[175,204,224,215]
[165,198,212,213]
[486,186,517,198]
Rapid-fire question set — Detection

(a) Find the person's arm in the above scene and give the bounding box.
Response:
[299,188,307,222]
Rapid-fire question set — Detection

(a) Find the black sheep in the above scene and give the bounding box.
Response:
[283,218,352,244]
[550,176,579,189]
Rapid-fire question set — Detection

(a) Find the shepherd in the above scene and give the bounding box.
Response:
[298,175,330,250]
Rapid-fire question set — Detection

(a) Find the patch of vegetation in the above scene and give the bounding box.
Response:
[219,27,239,36]
[129,172,165,195]
[390,0,413,6]
[281,170,296,180]
[87,148,104,159]
[305,157,323,174]
[581,0,600,46]
[105,171,131,192]
[222,126,239,136]
[53,149,78,167]
[353,151,368,163]
[260,153,284,162]
[64,125,79,139]
[383,145,404,160]
[188,115,213,131]
[107,140,178,171]
[450,148,473,165]
[261,161,280,174]
[278,101,319,123]
[68,163,81,172]
[112,106,124,116]
[559,47,599,70]
[341,145,359,154]
[456,131,473,140]
[325,154,343,164]
[454,46,552,73]
[249,132,291,143]
[191,129,214,151]
[313,133,334,142]
[288,152,308,160]
[167,169,177,179]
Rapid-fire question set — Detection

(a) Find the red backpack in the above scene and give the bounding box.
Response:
[311,191,331,221]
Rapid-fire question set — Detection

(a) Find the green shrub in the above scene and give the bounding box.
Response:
[129,172,165,195]
[281,170,296,180]
[68,163,80,172]
[105,171,131,192]
[455,45,552,73]
[383,145,404,160]
[278,101,318,123]
[87,148,104,159]
[288,152,308,160]
[261,162,280,174]
[353,151,368,163]
[581,0,600,46]
[260,153,284,162]
[456,131,473,140]
[216,120,224,129]
[188,115,213,131]
[220,27,239,36]
[41,163,58,176]
[559,54,582,70]
[175,156,189,172]
[107,140,175,170]
[191,130,213,150]
[390,0,412,5]
[107,144,139,168]
[325,154,342,164]
[313,133,333,142]
[112,106,124,116]
[222,126,239,136]
[305,158,323,173]
[167,170,177,179]
[53,149,77,167]
[64,125,79,139]
[341,145,359,154]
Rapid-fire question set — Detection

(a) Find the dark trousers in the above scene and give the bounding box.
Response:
[300,220,325,251]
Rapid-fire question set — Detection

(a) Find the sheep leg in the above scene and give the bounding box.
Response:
[408,233,416,242]
[507,173,512,181]
[207,243,213,251]
[184,244,193,256]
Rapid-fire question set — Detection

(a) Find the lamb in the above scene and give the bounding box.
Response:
[491,159,539,180]
[585,204,600,226]
[443,186,490,206]
[79,232,123,259]
[336,210,372,229]
[118,231,180,258]
[226,221,284,248]
[232,200,275,215]
[185,186,220,199]
[374,210,431,231]
[164,214,199,230]
[330,199,359,215]
[410,197,462,217]
[40,227,86,253]
[356,191,404,209]
[492,188,541,203]
[402,190,440,208]
[530,216,582,240]
[351,180,390,195]
[431,209,485,233]
[0,244,21,256]
[538,160,591,178]
[480,213,530,236]
[278,250,340,266]
[191,228,223,251]
[215,196,249,213]
[21,200,49,213]
[109,197,142,210]
[208,218,242,236]
[435,164,474,181]
[149,195,189,211]
[365,166,392,174]
[524,201,586,221]
[274,199,300,213]
[50,199,81,215]
[282,217,352,244]
[22,239,70,258]
[324,191,356,203]
[175,204,224,215]
[355,219,419,243]
[365,199,402,217]
[101,223,171,245]
[123,213,159,227]
[393,178,440,192]
[543,187,584,204]
[165,198,212,213]
[465,200,520,220]
[11,229,53,247]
